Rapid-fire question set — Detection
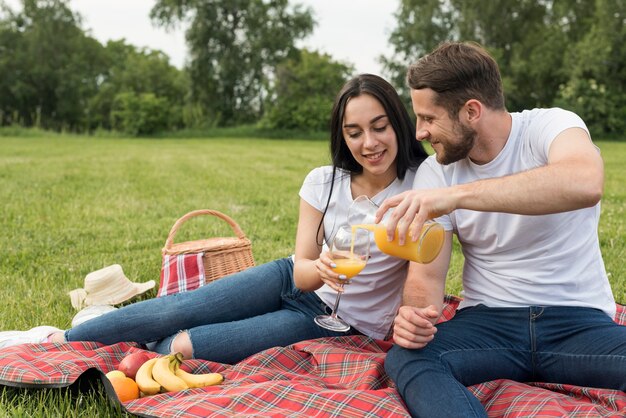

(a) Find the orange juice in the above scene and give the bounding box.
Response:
[352,222,444,263]
[332,258,367,278]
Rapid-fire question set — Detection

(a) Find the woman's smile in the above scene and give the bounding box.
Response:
[363,149,386,163]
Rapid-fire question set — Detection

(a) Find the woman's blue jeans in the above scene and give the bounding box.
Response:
[65,258,360,363]
[385,304,626,418]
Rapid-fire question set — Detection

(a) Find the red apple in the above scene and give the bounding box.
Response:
[118,352,151,380]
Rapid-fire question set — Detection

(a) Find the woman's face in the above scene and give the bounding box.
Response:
[342,93,398,179]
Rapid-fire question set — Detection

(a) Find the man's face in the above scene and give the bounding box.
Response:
[410,88,476,165]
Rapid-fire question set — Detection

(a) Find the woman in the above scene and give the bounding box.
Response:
[0,74,428,363]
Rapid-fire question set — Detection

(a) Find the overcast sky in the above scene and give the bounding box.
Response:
[4,0,399,76]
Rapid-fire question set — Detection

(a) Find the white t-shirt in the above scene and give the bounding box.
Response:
[299,166,417,339]
[415,108,615,317]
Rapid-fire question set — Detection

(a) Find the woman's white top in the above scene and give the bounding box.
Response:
[299,165,417,339]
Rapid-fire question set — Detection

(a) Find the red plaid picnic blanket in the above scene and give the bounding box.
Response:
[1,295,625,417]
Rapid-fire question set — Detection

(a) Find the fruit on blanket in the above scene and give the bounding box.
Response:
[175,367,224,388]
[152,355,189,392]
[132,352,224,397]
[109,376,140,402]
[118,351,151,380]
[105,370,126,379]
[135,357,162,396]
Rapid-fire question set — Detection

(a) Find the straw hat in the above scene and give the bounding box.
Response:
[69,264,155,310]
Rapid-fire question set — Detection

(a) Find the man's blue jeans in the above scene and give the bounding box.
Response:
[385,304,626,418]
[66,258,359,363]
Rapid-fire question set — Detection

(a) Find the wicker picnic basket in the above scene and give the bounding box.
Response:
[162,209,255,283]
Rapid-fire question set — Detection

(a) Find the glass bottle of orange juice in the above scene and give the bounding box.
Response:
[348,196,445,264]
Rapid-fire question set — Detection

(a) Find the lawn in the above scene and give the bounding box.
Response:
[0,134,624,416]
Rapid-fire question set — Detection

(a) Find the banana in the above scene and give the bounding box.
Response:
[169,352,183,373]
[175,368,224,388]
[152,356,189,392]
[134,358,161,396]
[173,352,185,365]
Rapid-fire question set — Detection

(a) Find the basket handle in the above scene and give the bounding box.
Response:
[163,209,248,250]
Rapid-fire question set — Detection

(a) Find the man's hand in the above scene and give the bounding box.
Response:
[392,305,441,349]
[375,188,456,245]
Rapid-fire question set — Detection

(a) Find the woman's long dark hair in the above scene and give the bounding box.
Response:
[316,74,429,245]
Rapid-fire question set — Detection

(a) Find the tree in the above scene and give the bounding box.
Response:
[379,0,456,101]
[261,49,353,131]
[110,92,170,135]
[87,40,188,133]
[0,0,108,130]
[382,0,604,112]
[554,0,626,135]
[150,0,314,126]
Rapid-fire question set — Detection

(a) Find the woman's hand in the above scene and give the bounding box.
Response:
[315,250,349,292]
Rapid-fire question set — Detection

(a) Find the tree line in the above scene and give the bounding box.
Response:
[1,0,624,137]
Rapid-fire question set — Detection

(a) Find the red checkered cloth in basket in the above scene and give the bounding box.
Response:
[157,253,205,297]
[0,295,625,418]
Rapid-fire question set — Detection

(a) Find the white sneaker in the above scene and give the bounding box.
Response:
[71,305,117,327]
[0,326,63,349]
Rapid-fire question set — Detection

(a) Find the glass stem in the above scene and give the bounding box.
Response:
[330,283,345,318]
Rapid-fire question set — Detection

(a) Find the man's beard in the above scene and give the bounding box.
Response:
[436,122,477,165]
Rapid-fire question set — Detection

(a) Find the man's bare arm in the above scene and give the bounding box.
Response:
[393,232,452,349]
[378,128,603,243]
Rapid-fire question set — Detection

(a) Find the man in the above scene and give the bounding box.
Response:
[376,41,626,417]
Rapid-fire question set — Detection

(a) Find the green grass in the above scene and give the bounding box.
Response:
[0,134,624,416]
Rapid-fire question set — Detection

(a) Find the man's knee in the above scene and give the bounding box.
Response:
[385,344,419,379]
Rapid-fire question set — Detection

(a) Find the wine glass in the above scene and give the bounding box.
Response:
[314,226,370,332]
[347,195,379,226]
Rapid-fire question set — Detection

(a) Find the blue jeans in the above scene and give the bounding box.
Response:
[385,304,626,418]
[66,258,360,363]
